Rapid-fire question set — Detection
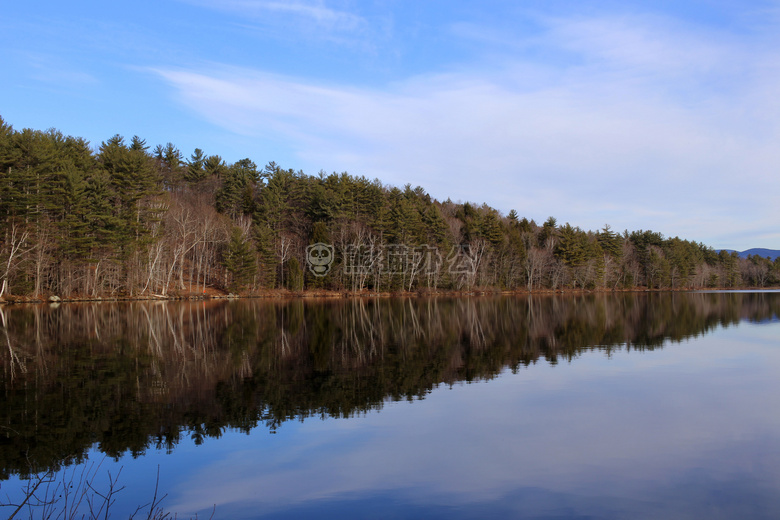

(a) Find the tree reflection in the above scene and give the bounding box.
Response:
[1,292,779,478]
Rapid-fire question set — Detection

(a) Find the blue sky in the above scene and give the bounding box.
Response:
[2,0,779,250]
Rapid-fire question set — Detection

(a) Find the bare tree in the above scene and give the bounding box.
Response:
[0,221,32,298]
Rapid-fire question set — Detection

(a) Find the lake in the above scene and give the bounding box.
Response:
[2,292,780,519]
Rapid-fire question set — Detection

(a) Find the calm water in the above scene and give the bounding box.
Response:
[2,292,780,519]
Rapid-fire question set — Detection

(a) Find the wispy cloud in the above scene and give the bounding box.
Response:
[182,0,366,32]
[22,52,99,87]
[151,12,780,249]
[546,14,743,74]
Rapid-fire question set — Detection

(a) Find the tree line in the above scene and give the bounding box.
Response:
[0,115,777,298]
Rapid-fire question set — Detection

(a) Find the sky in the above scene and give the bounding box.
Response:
[2,0,779,250]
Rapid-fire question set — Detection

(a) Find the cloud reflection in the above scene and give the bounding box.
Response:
[169,325,780,518]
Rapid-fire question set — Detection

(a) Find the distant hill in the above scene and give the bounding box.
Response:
[720,249,780,260]
[739,248,780,260]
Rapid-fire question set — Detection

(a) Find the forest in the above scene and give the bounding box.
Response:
[0,115,778,298]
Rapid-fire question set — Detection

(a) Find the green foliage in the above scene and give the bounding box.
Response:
[597,225,623,259]
[224,227,256,291]
[384,186,424,243]
[555,223,587,267]
[286,257,304,291]
[185,148,206,183]
[216,158,258,218]
[517,217,532,233]
[253,223,277,289]
[97,135,162,254]
[629,229,664,252]
[129,135,149,152]
[539,216,558,248]
[153,142,183,185]
[718,250,741,287]
[479,210,504,247]
[204,154,227,177]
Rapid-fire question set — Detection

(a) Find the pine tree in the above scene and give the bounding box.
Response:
[539,216,558,249]
[422,204,447,246]
[129,135,149,153]
[83,169,123,256]
[555,223,587,268]
[253,223,277,288]
[58,167,92,259]
[517,217,532,233]
[1,128,58,222]
[204,155,227,177]
[286,257,304,291]
[216,158,257,218]
[98,135,161,252]
[0,116,12,139]
[185,148,207,183]
[154,142,183,186]
[597,225,623,259]
[224,227,256,291]
[478,209,504,247]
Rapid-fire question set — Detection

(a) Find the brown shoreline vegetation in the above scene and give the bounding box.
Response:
[1,285,778,305]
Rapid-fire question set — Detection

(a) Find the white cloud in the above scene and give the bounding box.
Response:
[545,14,744,75]
[152,13,780,249]
[182,0,366,32]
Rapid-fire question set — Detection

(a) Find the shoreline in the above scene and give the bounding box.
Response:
[2,286,778,305]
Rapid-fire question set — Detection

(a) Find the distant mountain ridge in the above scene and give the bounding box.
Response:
[720,248,780,260]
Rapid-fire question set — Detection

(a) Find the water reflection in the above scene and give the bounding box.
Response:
[1,292,779,480]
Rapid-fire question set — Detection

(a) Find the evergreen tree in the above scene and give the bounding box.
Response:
[204,155,228,177]
[83,169,123,256]
[224,227,256,291]
[0,116,12,139]
[286,257,304,291]
[129,135,149,153]
[387,187,424,243]
[1,128,58,221]
[555,223,587,268]
[58,167,92,259]
[216,158,257,218]
[422,204,447,246]
[154,142,183,186]
[539,216,558,249]
[478,209,504,247]
[185,148,207,183]
[517,217,532,233]
[597,225,623,259]
[253,223,277,288]
[98,135,161,251]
